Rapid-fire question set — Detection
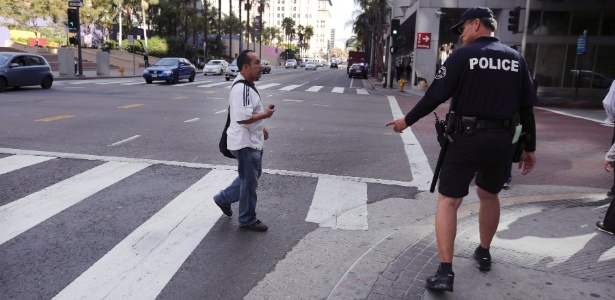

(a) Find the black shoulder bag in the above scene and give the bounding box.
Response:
[219,80,260,159]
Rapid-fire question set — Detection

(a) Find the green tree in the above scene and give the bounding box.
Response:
[281,17,295,51]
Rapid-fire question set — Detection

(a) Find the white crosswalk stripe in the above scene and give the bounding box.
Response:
[257,83,281,89]
[306,86,323,92]
[279,84,302,91]
[0,155,55,175]
[357,88,369,95]
[0,161,150,245]
[54,169,237,300]
[198,82,231,88]
[332,87,344,93]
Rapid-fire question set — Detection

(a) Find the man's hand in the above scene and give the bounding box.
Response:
[385,118,408,133]
[518,151,536,175]
[604,160,614,172]
[264,127,269,140]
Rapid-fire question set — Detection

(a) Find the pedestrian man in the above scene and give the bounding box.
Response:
[213,49,275,232]
[385,6,537,292]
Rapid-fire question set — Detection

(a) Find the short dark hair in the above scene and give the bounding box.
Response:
[237,50,254,70]
[480,17,497,32]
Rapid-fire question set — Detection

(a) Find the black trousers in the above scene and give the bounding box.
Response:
[602,199,615,230]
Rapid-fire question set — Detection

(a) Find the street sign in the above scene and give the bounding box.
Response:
[68,1,83,7]
[416,32,431,49]
[128,35,134,45]
[576,32,587,54]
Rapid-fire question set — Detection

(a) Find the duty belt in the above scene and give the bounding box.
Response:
[475,119,511,130]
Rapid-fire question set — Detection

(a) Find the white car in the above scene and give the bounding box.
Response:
[203,59,228,76]
[305,62,317,70]
[285,59,297,69]
[225,59,239,81]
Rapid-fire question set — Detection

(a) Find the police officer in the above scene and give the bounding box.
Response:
[386,6,536,292]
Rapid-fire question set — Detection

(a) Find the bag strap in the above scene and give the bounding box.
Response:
[232,79,260,97]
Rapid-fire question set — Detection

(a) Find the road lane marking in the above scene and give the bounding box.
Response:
[306,178,368,230]
[108,135,141,147]
[0,148,413,187]
[387,95,432,191]
[257,83,281,89]
[306,86,323,92]
[536,107,607,124]
[117,104,144,109]
[36,115,75,122]
[198,82,231,88]
[0,161,150,245]
[97,79,140,85]
[279,85,302,91]
[0,155,56,175]
[120,81,146,85]
[184,118,200,123]
[173,81,211,87]
[67,79,120,85]
[53,169,236,300]
[357,88,369,95]
[173,96,187,100]
[332,87,344,93]
[215,109,227,114]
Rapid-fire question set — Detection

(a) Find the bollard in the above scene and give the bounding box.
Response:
[398,78,407,92]
[119,67,124,76]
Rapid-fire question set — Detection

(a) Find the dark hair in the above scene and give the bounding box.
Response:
[480,17,497,32]
[237,50,254,70]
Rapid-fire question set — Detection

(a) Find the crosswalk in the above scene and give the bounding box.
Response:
[53,78,372,95]
[0,149,412,299]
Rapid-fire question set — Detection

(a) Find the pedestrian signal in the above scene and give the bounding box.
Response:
[67,9,79,29]
[508,7,520,34]
[391,19,400,37]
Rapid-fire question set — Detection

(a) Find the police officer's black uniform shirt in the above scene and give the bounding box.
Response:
[404,36,536,151]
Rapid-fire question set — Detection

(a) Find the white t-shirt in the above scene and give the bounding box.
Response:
[227,74,265,150]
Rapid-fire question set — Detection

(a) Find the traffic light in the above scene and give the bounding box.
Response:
[508,6,520,34]
[391,19,400,37]
[67,9,79,29]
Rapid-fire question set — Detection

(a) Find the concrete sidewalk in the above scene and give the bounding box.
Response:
[52,68,145,81]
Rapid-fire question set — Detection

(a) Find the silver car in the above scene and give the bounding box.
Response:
[285,59,297,69]
[203,59,228,76]
[0,52,53,92]
[305,62,317,70]
[225,59,239,81]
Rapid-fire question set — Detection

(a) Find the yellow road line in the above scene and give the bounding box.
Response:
[118,104,144,109]
[36,115,76,122]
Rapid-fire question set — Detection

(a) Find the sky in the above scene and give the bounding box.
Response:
[331,0,361,50]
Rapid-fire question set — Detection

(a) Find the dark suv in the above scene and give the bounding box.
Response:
[348,64,368,79]
[330,62,338,69]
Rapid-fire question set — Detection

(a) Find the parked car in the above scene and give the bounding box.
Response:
[300,61,306,67]
[285,59,297,69]
[570,70,613,89]
[305,62,317,70]
[262,60,271,74]
[348,63,368,79]
[0,52,53,92]
[225,59,239,81]
[330,62,338,69]
[316,61,324,67]
[203,59,228,76]
[142,57,196,84]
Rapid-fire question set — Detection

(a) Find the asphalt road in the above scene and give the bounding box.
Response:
[0,66,418,299]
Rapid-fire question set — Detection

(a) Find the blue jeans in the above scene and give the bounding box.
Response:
[214,148,263,225]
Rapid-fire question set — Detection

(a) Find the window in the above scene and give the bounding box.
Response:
[571,12,599,36]
[27,56,45,66]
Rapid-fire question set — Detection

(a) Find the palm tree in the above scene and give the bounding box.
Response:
[141,0,160,58]
[303,25,314,58]
[296,24,304,58]
[281,17,295,55]
[349,0,390,77]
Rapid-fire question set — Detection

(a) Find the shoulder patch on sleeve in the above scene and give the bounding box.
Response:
[435,66,446,79]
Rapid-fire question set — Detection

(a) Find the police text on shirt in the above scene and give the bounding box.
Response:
[469,57,518,72]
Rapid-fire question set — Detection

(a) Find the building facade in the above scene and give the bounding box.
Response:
[389,0,615,96]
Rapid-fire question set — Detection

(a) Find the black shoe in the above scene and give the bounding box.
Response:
[596,221,615,235]
[214,200,232,217]
[426,271,454,292]
[474,246,492,272]
[240,219,268,232]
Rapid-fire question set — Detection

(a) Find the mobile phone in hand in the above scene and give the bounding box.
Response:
[269,104,275,109]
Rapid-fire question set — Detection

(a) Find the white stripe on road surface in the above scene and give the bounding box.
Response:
[53,169,236,300]
[108,135,140,147]
[387,95,432,191]
[357,88,369,95]
[0,155,55,175]
[184,118,200,123]
[332,87,344,93]
[120,81,147,85]
[0,161,149,245]
[257,83,281,89]
[279,85,302,91]
[306,178,368,230]
[67,79,120,85]
[97,79,141,85]
[173,81,211,87]
[198,82,231,88]
[306,86,323,92]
